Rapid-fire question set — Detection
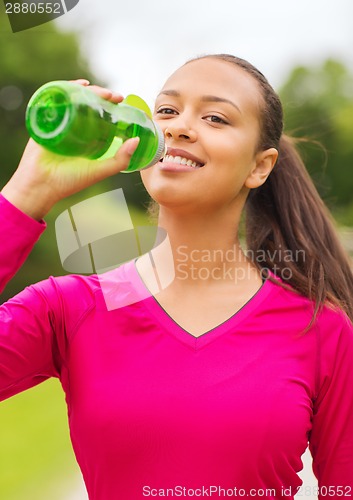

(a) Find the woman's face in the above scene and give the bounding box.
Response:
[140,57,277,214]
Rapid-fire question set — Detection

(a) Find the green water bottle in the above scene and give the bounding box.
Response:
[25,80,165,173]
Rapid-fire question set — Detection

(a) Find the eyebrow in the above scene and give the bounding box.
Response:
[157,90,242,114]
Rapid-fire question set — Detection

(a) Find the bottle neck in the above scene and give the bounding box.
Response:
[139,122,166,170]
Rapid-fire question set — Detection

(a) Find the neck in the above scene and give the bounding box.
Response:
[147,204,260,287]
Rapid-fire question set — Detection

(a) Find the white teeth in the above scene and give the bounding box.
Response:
[163,155,202,168]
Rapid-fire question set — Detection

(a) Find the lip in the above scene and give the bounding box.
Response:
[158,163,201,173]
[162,148,205,167]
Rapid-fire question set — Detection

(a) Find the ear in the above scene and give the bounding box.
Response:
[244,148,278,189]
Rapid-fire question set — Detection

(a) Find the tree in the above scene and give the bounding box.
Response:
[0,13,97,180]
[279,59,353,207]
[0,14,94,296]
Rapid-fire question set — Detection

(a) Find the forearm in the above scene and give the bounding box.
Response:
[1,175,55,221]
[0,193,46,293]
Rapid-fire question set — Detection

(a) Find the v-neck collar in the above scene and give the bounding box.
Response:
[125,259,280,350]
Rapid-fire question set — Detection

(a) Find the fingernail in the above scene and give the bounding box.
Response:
[126,137,140,155]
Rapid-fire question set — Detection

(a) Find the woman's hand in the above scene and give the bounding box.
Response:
[1,80,140,221]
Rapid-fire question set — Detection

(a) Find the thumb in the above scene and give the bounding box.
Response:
[96,137,140,178]
[119,136,140,160]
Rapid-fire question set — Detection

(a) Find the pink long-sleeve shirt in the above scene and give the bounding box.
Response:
[0,193,353,499]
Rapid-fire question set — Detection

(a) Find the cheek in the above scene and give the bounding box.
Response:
[212,131,257,177]
[207,146,255,198]
[209,129,250,164]
[212,142,250,179]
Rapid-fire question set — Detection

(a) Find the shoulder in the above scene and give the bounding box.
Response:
[40,259,136,300]
[30,259,139,327]
[265,270,353,338]
[315,304,353,364]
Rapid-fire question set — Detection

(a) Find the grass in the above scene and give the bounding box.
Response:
[0,379,85,500]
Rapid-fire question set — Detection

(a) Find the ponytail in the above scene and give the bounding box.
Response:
[245,134,353,329]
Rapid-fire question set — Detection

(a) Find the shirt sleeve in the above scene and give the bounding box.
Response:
[0,193,63,401]
[309,309,353,498]
[0,193,46,294]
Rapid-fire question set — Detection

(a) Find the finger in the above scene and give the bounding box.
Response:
[86,85,124,103]
[70,79,90,86]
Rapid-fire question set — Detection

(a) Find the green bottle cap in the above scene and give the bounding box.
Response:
[123,94,153,118]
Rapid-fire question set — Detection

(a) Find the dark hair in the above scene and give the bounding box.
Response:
[150,53,353,329]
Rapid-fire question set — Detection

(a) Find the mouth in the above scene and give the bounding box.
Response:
[159,148,205,169]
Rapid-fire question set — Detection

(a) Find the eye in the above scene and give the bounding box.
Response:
[204,115,228,124]
[155,107,178,115]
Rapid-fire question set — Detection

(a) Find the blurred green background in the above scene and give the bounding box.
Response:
[0,11,153,499]
[1,5,353,500]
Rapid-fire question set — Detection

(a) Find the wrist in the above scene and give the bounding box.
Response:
[1,177,56,221]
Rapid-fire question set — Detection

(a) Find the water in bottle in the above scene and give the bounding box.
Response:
[25,81,165,172]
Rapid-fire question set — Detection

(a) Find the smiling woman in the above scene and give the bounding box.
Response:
[143,54,353,329]
[1,55,353,500]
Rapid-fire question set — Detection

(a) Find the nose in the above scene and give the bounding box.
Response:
[163,116,197,142]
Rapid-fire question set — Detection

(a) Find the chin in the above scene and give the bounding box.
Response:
[143,180,189,205]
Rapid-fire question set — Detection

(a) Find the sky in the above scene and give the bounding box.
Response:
[55,0,353,109]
